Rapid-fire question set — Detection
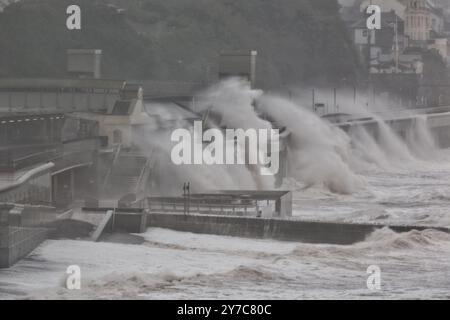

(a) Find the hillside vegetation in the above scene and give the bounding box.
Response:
[0,0,363,88]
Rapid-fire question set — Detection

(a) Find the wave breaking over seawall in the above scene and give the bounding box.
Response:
[134,78,442,196]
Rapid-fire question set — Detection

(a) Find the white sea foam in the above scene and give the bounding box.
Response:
[1,227,450,300]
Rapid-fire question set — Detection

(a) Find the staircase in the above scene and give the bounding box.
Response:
[106,155,148,198]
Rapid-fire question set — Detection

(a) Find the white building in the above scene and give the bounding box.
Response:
[401,0,445,41]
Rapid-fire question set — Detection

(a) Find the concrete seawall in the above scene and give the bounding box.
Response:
[0,227,48,268]
[146,213,450,245]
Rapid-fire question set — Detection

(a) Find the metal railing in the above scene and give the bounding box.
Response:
[0,138,99,172]
[144,197,259,216]
[11,149,61,170]
[102,143,122,190]
[0,146,62,172]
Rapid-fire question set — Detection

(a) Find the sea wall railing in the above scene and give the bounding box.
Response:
[143,196,259,217]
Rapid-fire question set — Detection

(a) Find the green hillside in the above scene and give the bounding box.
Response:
[0,0,363,88]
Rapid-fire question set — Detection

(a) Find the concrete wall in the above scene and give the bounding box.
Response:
[431,126,450,148]
[276,192,292,218]
[0,226,48,268]
[109,212,147,234]
[147,213,381,245]
[99,119,132,148]
[147,213,448,245]
[0,164,52,205]
[80,208,147,236]
[0,203,59,268]
[20,205,58,227]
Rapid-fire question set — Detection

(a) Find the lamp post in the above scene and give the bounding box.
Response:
[183,182,190,215]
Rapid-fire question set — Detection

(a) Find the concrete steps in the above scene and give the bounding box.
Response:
[105,155,147,197]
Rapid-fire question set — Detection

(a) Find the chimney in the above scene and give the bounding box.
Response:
[67,49,102,79]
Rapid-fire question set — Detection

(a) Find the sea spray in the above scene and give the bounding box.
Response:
[138,122,264,195]
[133,79,278,194]
[256,94,364,194]
[194,78,270,131]
[135,79,442,195]
[348,125,392,172]
[194,78,276,189]
[406,115,438,160]
[323,92,426,169]
[134,108,260,195]
[376,120,416,163]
